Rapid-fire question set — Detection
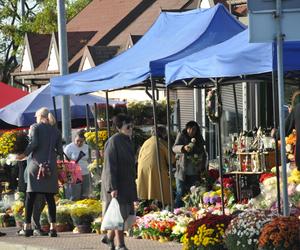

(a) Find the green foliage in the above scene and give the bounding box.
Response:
[127,100,173,125]
[0,0,92,82]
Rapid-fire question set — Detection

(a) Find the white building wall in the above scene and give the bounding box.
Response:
[21,47,32,71]
[47,45,59,71]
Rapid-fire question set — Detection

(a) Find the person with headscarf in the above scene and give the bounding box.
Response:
[137,126,174,206]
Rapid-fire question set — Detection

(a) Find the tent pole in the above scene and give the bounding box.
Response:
[233,84,240,132]
[86,104,91,130]
[166,86,174,211]
[105,91,111,138]
[272,70,281,214]
[94,103,100,169]
[216,81,225,215]
[86,104,92,162]
[276,0,289,216]
[52,96,58,127]
[150,75,165,209]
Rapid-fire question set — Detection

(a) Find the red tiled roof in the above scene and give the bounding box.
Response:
[27,33,52,69]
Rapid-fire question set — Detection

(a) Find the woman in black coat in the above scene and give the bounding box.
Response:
[16,107,63,237]
[101,114,137,250]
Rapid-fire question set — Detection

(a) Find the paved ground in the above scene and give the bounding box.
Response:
[0,227,182,250]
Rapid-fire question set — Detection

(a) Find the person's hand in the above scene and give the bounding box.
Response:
[16,153,26,160]
[110,190,118,198]
[184,145,191,152]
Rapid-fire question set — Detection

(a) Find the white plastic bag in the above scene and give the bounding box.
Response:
[101,198,124,230]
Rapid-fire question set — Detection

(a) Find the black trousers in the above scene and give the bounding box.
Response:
[25,192,56,224]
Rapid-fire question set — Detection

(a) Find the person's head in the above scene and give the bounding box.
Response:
[291,90,300,110]
[113,114,133,137]
[74,129,85,147]
[151,125,167,140]
[185,121,200,138]
[35,107,56,126]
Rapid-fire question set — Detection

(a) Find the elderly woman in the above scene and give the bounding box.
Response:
[137,126,174,206]
[173,121,207,208]
[101,114,137,250]
[16,107,63,237]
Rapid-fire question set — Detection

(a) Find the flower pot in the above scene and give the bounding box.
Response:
[56,223,72,232]
[77,224,92,233]
[41,224,50,233]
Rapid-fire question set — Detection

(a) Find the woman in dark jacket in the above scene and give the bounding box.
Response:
[173,121,207,208]
[16,107,63,237]
[101,114,137,250]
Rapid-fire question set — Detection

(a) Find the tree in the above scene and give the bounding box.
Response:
[0,0,92,83]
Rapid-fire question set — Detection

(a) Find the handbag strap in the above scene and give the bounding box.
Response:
[47,129,53,163]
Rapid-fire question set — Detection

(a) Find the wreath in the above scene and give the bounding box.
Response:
[205,88,222,124]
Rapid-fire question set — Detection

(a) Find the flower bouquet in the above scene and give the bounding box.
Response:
[182,213,232,250]
[258,216,300,250]
[224,210,275,250]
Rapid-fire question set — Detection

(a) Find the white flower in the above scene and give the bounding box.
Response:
[248,239,252,245]
[237,241,240,246]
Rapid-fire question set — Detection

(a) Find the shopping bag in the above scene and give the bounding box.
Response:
[101,198,124,231]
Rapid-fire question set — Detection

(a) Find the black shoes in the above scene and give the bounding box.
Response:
[0,231,6,237]
[101,234,115,250]
[49,229,57,237]
[24,229,33,237]
[33,229,48,236]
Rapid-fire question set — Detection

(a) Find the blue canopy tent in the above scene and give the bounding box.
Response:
[50,4,245,96]
[50,3,245,211]
[164,28,300,215]
[165,29,300,84]
[0,84,124,127]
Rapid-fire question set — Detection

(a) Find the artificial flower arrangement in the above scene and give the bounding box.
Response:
[258,216,300,250]
[84,130,108,150]
[182,213,232,250]
[224,209,275,250]
[57,160,82,185]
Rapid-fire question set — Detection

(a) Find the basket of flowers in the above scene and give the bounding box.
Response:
[182,213,232,250]
[224,209,275,250]
[56,205,73,232]
[258,216,300,250]
[70,199,101,233]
